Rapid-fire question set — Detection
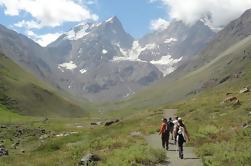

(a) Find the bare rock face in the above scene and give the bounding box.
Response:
[240,87,249,94]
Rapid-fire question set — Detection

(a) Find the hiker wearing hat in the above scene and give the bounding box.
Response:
[174,117,190,159]
[159,118,170,150]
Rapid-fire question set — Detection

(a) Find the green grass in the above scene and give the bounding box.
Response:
[0,105,165,166]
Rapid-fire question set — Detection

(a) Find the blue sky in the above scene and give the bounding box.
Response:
[0,0,250,46]
[91,0,167,37]
[0,0,169,46]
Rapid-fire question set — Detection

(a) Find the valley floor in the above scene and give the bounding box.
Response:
[0,68,250,166]
[0,106,166,166]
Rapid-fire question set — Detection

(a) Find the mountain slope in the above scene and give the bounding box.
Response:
[110,26,251,112]
[45,17,165,102]
[110,9,251,112]
[43,17,215,102]
[0,53,89,116]
[0,24,52,81]
[139,20,215,59]
[177,9,251,75]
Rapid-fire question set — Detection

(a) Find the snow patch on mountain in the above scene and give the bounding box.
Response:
[112,41,157,62]
[63,22,101,40]
[102,49,108,54]
[150,55,182,76]
[164,38,177,43]
[80,68,87,74]
[106,16,116,23]
[58,61,77,71]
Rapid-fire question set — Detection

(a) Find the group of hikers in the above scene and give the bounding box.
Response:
[159,116,190,159]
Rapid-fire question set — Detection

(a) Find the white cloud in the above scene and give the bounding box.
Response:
[150,18,169,31]
[0,0,98,29]
[14,20,41,29]
[157,0,251,28]
[27,30,61,47]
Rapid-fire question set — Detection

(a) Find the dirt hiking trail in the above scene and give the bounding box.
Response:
[146,109,203,166]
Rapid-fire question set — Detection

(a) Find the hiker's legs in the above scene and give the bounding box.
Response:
[170,128,174,140]
[173,130,176,144]
[178,142,184,159]
[161,135,165,148]
[162,133,169,149]
[166,133,170,150]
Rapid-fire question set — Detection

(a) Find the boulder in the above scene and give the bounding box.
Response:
[233,99,240,105]
[224,96,238,103]
[0,125,7,129]
[104,121,114,126]
[239,87,249,94]
[90,121,103,126]
[0,145,8,156]
[114,119,120,123]
[242,122,248,128]
[96,122,103,125]
[79,153,100,166]
[225,92,232,96]
[104,119,120,126]
[223,96,240,105]
[39,134,49,140]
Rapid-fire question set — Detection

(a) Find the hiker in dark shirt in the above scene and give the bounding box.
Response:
[167,117,174,140]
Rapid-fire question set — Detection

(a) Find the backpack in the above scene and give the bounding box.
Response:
[164,122,172,134]
[176,124,186,143]
[161,123,168,134]
[167,120,174,129]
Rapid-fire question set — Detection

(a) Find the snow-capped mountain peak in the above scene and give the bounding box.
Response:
[63,23,92,40]
[45,16,215,102]
[105,16,118,23]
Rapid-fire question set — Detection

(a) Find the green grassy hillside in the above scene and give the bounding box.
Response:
[0,53,90,117]
[168,66,251,165]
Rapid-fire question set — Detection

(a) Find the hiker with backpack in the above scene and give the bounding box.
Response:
[167,117,174,140]
[159,118,170,150]
[174,117,190,159]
